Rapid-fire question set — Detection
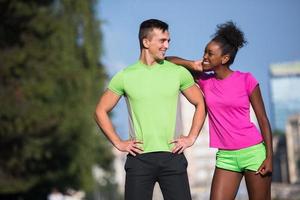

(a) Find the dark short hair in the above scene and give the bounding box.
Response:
[139,19,169,49]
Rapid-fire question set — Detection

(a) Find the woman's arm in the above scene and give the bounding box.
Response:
[166,56,203,72]
[250,86,273,176]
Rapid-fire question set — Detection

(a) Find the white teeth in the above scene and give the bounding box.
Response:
[203,61,209,64]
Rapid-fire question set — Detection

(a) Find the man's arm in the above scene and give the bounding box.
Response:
[94,89,143,156]
[171,84,206,153]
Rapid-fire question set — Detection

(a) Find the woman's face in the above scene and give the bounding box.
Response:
[202,41,226,70]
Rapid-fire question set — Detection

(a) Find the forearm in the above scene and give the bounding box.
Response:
[187,102,206,144]
[94,110,121,148]
[258,117,273,158]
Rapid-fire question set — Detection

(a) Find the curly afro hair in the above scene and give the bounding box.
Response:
[212,21,247,65]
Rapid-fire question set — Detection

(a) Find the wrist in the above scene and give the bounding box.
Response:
[192,60,203,72]
[112,138,122,148]
[187,135,197,144]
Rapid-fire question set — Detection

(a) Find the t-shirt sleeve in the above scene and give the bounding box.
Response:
[179,67,195,91]
[108,71,125,96]
[245,72,259,96]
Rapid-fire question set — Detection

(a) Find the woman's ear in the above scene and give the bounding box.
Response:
[221,55,230,65]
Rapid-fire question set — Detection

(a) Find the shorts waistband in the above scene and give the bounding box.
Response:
[218,142,265,154]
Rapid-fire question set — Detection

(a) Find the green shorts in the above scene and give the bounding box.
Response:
[216,143,266,172]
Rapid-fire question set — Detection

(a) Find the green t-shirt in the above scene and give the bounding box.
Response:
[108,60,194,153]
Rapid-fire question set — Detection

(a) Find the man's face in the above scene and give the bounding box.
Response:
[144,28,170,61]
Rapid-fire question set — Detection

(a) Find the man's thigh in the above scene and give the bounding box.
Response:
[124,154,157,200]
[158,153,192,200]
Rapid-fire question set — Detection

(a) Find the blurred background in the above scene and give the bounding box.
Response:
[1,0,300,199]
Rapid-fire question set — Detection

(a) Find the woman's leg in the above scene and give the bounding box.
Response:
[244,171,271,200]
[210,168,243,200]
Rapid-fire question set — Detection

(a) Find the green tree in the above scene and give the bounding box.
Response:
[0,0,114,199]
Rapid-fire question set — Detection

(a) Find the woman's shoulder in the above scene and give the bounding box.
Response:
[233,71,257,82]
[235,70,254,77]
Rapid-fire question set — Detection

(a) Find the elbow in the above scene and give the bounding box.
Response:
[94,107,104,121]
[195,100,205,111]
[257,115,272,130]
[195,102,206,117]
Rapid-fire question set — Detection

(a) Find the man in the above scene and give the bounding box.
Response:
[94,19,206,200]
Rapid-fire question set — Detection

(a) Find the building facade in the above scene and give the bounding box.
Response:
[269,61,300,131]
[286,114,300,184]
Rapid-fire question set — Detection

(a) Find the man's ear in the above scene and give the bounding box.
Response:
[221,55,230,65]
[143,38,150,49]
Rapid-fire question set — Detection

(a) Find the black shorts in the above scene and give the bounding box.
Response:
[124,152,191,200]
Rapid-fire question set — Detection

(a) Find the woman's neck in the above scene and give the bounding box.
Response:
[214,65,233,80]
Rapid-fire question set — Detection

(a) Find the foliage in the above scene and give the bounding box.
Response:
[0,0,114,198]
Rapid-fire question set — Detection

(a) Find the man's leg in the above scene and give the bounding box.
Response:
[157,153,192,200]
[124,154,157,200]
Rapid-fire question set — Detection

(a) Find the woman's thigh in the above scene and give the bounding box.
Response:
[244,171,271,200]
[210,167,243,200]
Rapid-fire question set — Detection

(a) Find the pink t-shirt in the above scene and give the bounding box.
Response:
[197,71,263,150]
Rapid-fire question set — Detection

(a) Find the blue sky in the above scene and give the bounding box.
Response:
[97,0,300,136]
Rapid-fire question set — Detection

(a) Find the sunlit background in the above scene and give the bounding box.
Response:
[1,0,300,199]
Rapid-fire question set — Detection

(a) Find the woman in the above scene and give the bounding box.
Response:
[167,21,272,200]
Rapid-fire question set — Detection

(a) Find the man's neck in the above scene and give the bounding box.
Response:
[139,50,160,66]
